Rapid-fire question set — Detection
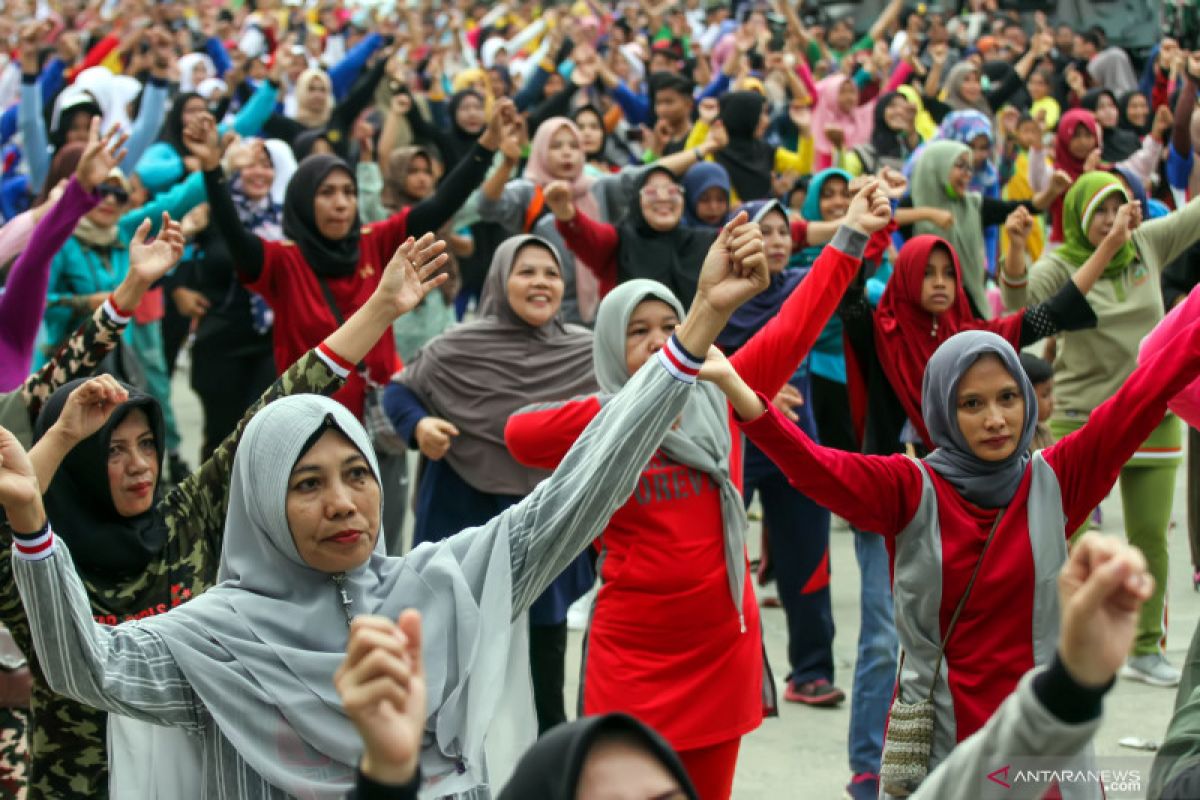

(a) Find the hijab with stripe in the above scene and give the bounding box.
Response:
[593,279,748,622]
[1056,171,1135,279]
[396,235,597,495]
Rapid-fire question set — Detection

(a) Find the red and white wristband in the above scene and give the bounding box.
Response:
[316,343,355,379]
[11,521,55,562]
[657,334,703,384]
[102,294,134,325]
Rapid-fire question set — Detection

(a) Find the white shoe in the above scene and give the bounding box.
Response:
[1120,654,1181,687]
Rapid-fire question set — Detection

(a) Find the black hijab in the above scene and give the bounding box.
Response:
[445,89,486,163]
[871,91,914,161]
[572,103,610,164]
[1081,88,1143,163]
[616,166,717,305]
[283,154,362,278]
[713,91,775,201]
[33,379,169,578]
[496,713,698,800]
[1118,90,1153,137]
[162,91,202,156]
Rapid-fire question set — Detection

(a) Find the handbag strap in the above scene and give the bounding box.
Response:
[924,510,1004,701]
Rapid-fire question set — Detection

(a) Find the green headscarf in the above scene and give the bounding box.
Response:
[911,140,991,318]
[1057,171,1136,278]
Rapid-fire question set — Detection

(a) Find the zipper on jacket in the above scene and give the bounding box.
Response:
[332,573,354,627]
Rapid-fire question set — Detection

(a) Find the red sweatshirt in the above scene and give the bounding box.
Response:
[505,240,862,750]
[247,211,411,417]
[739,312,1200,743]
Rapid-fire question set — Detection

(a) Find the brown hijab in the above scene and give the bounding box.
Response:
[381,146,459,301]
[396,235,598,495]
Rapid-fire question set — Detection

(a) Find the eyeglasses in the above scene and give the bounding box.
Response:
[98,184,130,204]
[951,159,972,172]
[640,185,683,201]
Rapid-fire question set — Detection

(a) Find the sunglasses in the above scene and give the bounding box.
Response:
[98,184,130,204]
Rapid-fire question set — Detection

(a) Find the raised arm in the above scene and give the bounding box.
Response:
[548,183,620,294]
[731,182,892,399]
[1047,309,1200,532]
[499,213,770,615]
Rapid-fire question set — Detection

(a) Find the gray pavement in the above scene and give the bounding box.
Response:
[171,358,1194,800]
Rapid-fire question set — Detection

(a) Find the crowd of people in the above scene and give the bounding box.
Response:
[4,0,1200,798]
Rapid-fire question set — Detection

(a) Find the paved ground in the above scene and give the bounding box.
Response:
[171,359,1194,799]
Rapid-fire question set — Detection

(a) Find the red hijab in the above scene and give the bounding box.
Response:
[1050,109,1102,242]
[873,235,1024,448]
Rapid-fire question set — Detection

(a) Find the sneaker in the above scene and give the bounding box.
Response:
[784,678,846,707]
[1120,653,1182,687]
[844,772,880,800]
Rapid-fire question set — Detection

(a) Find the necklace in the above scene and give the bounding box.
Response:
[331,573,354,627]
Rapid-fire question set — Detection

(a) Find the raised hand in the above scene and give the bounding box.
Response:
[182,114,222,172]
[478,98,517,151]
[1188,51,1200,84]
[76,117,130,193]
[824,124,846,150]
[1005,206,1034,244]
[877,166,908,199]
[772,383,805,422]
[371,234,450,320]
[843,179,893,234]
[48,375,129,447]
[1082,148,1102,173]
[698,97,720,126]
[1153,104,1174,139]
[703,120,728,153]
[694,212,769,316]
[0,426,41,530]
[1104,202,1142,247]
[414,417,459,460]
[128,213,185,286]
[544,181,576,221]
[335,611,426,786]
[929,208,955,230]
[1058,534,1153,688]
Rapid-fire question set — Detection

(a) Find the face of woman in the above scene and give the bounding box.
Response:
[760,209,792,274]
[948,152,972,196]
[181,97,208,131]
[404,154,435,200]
[285,429,380,574]
[107,409,159,517]
[1086,193,1123,247]
[818,176,850,221]
[575,737,689,800]
[955,354,1026,462]
[86,178,129,226]
[1124,93,1150,128]
[883,96,912,131]
[1094,94,1119,128]
[1069,123,1098,159]
[970,134,991,170]
[1017,119,1040,150]
[239,145,275,201]
[837,80,858,113]
[455,95,486,135]
[639,172,683,232]
[957,69,982,103]
[920,245,957,314]
[624,299,679,375]
[548,126,584,180]
[545,72,566,96]
[303,76,330,113]
[575,111,605,156]
[314,170,357,240]
[506,244,564,327]
[190,60,210,87]
[66,111,93,146]
[127,173,148,209]
[488,70,508,98]
[695,186,728,226]
[1027,71,1049,100]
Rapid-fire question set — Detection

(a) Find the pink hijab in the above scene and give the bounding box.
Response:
[810,74,877,170]
[522,118,601,319]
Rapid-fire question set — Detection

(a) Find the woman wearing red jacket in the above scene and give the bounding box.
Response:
[504,184,894,800]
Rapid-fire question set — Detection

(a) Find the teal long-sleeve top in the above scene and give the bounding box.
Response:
[134,79,279,196]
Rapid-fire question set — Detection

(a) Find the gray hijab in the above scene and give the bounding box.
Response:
[398,235,598,495]
[944,62,991,114]
[593,280,749,624]
[922,330,1038,508]
[142,394,526,797]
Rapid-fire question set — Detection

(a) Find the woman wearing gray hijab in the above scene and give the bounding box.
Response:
[0,219,771,799]
[702,322,1200,797]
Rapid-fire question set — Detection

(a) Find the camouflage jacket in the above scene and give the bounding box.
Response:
[0,350,344,799]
